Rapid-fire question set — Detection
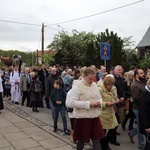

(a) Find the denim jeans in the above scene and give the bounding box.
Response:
[53,105,67,130]
[129,109,145,148]
[50,101,54,119]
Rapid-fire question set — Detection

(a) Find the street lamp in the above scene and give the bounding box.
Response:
[57,24,64,31]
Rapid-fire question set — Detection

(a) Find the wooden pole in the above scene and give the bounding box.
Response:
[41,23,44,64]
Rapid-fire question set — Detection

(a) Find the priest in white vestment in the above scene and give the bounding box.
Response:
[10,65,21,104]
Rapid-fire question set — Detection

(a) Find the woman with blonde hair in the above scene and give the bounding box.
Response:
[66,67,104,150]
[99,75,120,149]
[122,70,135,131]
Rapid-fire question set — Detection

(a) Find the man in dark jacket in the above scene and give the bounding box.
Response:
[37,64,50,108]
[139,81,150,150]
[128,68,145,149]
[110,65,125,146]
[45,67,64,117]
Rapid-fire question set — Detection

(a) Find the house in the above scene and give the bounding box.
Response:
[36,50,57,64]
[0,56,11,65]
[136,26,150,58]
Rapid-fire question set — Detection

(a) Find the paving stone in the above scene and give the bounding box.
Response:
[30,132,54,141]
[0,121,14,128]
[52,145,75,150]
[0,147,16,150]
[0,138,11,148]
[21,126,45,135]
[4,115,26,123]
[14,121,35,129]
[27,146,47,150]
[0,126,21,134]
[3,132,29,142]
[11,138,40,150]
[39,138,68,149]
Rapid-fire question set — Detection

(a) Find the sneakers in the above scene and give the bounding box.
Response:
[53,128,57,132]
[128,132,135,143]
[64,129,71,135]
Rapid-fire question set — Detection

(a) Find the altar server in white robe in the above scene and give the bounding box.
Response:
[10,65,21,104]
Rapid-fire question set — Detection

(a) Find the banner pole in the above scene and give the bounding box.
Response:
[104,60,106,68]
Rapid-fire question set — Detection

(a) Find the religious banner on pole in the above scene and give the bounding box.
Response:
[100,42,110,60]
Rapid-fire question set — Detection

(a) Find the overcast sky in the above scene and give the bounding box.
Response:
[0,0,149,52]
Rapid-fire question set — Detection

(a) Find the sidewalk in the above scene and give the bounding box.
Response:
[2,98,140,150]
[0,101,75,150]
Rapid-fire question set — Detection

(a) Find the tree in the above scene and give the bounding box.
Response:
[96,29,124,66]
[47,29,132,68]
[42,54,54,66]
[122,36,139,67]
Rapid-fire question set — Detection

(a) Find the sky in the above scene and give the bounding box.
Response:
[0,0,149,52]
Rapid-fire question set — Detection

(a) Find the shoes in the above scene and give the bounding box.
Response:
[107,147,112,150]
[121,121,125,130]
[32,108,35,112]
[64,129,71,135]
[128,126,133,130]
[35,109,39,112]
[53,128,57,132]
[15,102,19,104]
[47,105,51,109]
[12,101,14,103]
[138,146,144,149]
[128,132,135,143]
[116,131,121,135]
[110,141,120,146]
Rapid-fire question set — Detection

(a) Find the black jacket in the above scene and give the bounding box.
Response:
[139,86,150,135]
[45,74,63,98]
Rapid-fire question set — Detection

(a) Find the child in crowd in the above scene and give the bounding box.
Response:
[30,75,42,112]
[50,79,70,135]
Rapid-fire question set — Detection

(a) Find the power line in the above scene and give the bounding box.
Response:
[0,19,41,26]
[0,19,60,31]
[0,0,144,29]
[46,0,144,26]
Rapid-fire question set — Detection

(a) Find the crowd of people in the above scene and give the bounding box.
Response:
[0,63,150,150]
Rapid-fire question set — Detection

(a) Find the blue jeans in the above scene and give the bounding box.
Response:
[50,101,54,119]
[129,109,145,148]
[53,105,67,130]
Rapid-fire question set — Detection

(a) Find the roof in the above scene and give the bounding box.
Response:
[36,50,57,57]
[136,26,150,48]
[1,57,10,61]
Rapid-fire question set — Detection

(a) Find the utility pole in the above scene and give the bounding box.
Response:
[37,49,39,66]
[41,23,44,64]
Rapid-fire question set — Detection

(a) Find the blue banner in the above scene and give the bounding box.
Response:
[100,42,110,60]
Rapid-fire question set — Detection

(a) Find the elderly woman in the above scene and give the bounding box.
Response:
[99,75,120,149]
[66,67,104,150]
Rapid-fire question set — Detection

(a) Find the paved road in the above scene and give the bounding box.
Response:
[3,97,143,150]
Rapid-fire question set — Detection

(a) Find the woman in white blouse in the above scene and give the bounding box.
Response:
[66,67,104,150]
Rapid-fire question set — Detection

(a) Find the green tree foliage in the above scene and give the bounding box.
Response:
[48,29,124,68]
[97,29,124,66]
[0,50,35,66]
[122,36,139,67]
[42,53,54,66]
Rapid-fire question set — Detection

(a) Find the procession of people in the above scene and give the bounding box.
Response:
[0,63,150,150]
